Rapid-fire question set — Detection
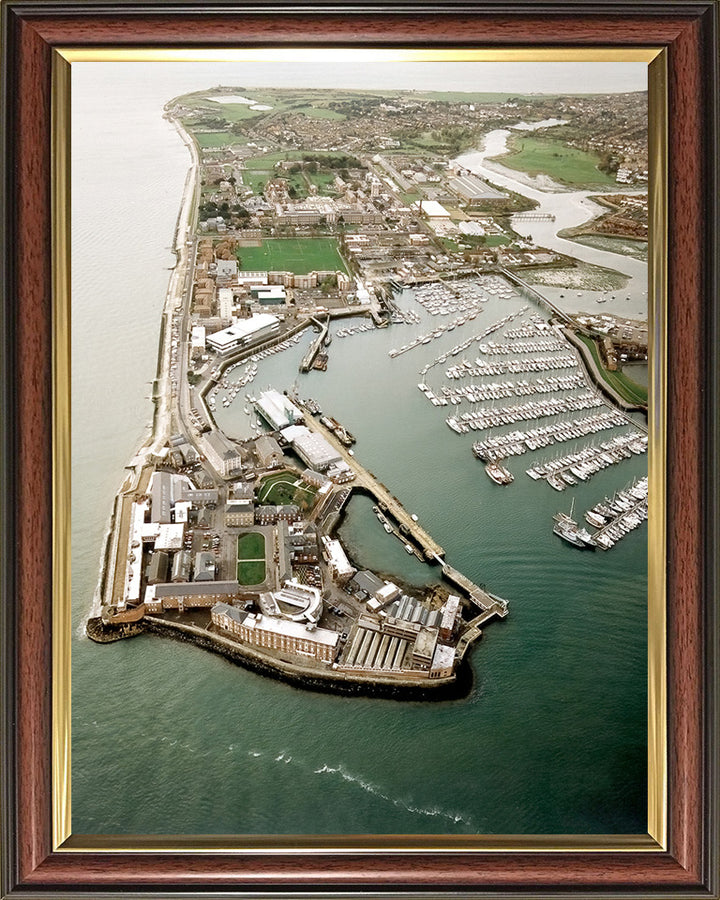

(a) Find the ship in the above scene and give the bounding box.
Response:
[552,499,596,549]
[484,462,514,485]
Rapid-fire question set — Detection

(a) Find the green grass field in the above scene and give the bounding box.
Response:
[237,531,266,585]
[240,170,271,195]
[491,136,616,187]
[257,472,318,510]
[292,105,346,121]
[237,238,347,275]
[577,334,649,406]
[193,131,246,149]
[305,171,337,193]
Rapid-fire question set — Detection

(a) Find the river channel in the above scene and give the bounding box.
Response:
[455,128,648,318]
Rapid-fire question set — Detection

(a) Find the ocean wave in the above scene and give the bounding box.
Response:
[312,763,474,828]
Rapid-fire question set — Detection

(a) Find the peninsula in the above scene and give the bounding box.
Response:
[90,85,649,696]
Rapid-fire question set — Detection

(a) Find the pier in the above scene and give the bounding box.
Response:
[498,266,573,325]
[300,412,445,559]
[440,563,509,618]
[299,316,329,373]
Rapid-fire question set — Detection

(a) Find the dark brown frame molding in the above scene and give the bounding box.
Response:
[1,2,718,897]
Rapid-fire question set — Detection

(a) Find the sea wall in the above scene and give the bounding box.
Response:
[87,614,470,701]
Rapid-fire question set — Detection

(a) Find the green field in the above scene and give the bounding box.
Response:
[305,171,337,193]
[490,136,616,187]
[257,472,318,510]
[293,105,346,121]
[237,531,266,585]
[577,334,649,406]
[204,103,263,123]
[237,238,347,275]
[193,131,246,149]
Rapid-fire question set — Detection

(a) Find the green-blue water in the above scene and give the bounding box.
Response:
[71,64,647,836]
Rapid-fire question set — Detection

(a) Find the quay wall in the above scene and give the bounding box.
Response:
[563,328,648,418]
[87,615,469,701]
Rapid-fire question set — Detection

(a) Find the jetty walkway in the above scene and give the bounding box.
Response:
[300,412,445,559]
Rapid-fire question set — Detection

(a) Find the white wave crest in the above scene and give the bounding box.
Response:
[313,762,474,828]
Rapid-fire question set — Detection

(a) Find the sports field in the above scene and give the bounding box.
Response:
[237,238,347,275]
[236,531,266,585]
[257,472,318,511]
[193,131,246,149]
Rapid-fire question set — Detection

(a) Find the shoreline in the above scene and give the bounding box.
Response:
[86,615,470,701]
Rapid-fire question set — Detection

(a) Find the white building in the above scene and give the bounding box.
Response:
[206,314,280,354]
[211,604,339,663]
[255,390,303,431]
[202,430,243,477]
[217,287,234,320]
[281,424,341,472]
[321,537,356,583]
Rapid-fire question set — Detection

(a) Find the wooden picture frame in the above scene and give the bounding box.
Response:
[1,1,718,897]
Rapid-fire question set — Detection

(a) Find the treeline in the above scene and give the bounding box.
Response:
[199,201,250,220]
[301,153,362,170]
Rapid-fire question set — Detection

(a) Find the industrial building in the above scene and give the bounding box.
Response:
[206,314,280,354]
[448,173,507,204]
[255,390,303,431]
[281,425,341,472]
[251,285,286,304]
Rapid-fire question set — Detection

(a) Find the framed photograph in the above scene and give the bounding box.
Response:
[1,2,718,898]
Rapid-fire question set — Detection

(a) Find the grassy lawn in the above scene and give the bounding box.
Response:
[207,104,263,123]
[193,131,245,149]
[292,105,346,120]
[237,560,266,585]
[241,170,271,195]
[257,472,318,510]
[577,334,649,406]
[305,171,337,193]
[237,531,266,586]
[237,238,347,275]
[490,136,616,187]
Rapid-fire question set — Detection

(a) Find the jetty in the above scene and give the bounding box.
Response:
[300,412,445,559]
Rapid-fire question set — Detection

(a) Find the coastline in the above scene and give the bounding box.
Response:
[86,615,469,701]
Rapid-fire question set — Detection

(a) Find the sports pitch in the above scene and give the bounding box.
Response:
[236,531,267,586]
[236,238,348,275]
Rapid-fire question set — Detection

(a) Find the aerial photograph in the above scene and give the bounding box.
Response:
[71,56,649,836]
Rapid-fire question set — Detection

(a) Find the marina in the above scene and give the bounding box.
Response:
[526,432,648,490]
[71,66,650,840]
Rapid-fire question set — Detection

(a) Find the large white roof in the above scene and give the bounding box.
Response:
[208,314,279,350]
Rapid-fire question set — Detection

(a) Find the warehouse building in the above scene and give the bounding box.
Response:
[281,424,341,472]
[255,390,302,431]
[448,173,507,205]
[202,431,243,478]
